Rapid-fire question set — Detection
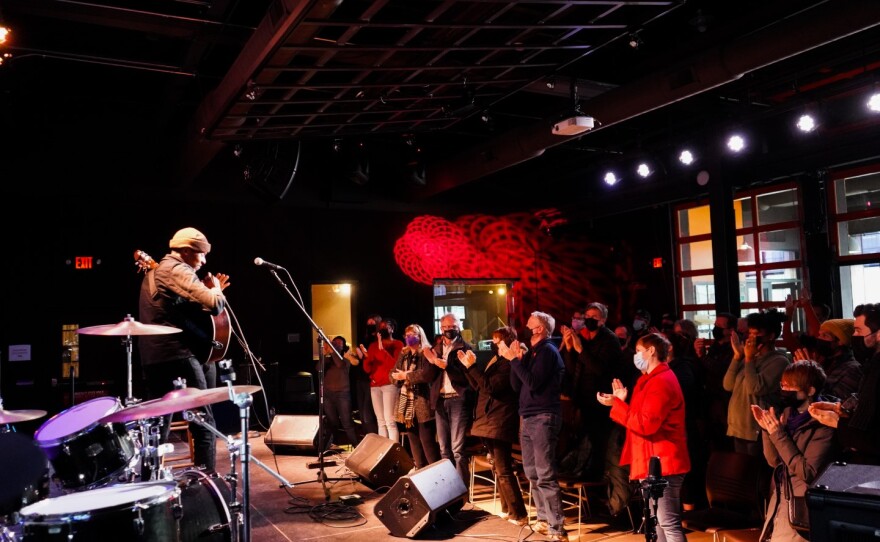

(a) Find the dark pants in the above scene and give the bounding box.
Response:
[435,394,471,487]
[484,437,528,520]
[352,378,378,435]
[322,389,360,447]
[144,357,217,471]
[405,419,441,469]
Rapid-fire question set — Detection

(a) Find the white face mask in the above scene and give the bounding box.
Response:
[633,319,647,332]
[634,351,649,372]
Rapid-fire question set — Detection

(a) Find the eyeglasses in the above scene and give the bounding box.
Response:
[440,325,457,330]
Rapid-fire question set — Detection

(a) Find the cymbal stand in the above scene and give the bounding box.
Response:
[121,333,137,407]
[185,382,297,542]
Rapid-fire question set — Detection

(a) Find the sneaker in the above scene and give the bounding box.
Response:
[532,520,550,535]
[548,531,570,542]
[507,516,528,527]
[498,512,509,520]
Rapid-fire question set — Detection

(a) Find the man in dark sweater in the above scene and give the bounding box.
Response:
[504,310,568,542]
[318,336,360,449]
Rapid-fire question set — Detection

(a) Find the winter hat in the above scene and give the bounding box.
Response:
[169,227,211,254]
[819,318,854,346]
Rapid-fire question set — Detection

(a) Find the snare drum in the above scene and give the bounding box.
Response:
[19,482,181,541]
[34,397,136,490]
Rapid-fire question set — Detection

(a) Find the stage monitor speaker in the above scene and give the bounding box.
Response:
[344,433,413,490]
[807,461,880,541]
[374,459,468,538]
[264,415,320,454]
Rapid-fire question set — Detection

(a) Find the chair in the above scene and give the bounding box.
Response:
[680,450,768,534]
[557,475,610,538]
[283,371,317,413]
[469,451,498,507]
[162,419,195,468]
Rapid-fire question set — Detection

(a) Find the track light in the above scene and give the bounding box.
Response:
[868,91,880,112]
[726,134,746,153]
[636,162,652,178]
[603,171,619,186]
[628,32,643,50]
[678,149,695,166]
[796,113,817,132]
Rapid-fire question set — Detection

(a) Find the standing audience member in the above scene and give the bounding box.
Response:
[632,309,652,341]
[503,311,568,542]
[460,326,529,526]
[363,318,403,444]
[597,332,690,542]
[751,360,835,542]
[794,318,862,401]
[695,312,737,452]
[423,313,474,487]
[390,323,440,469]
[724,310,790,456]
[809,302,880,465]
[318,336,361,448]
[558,302,622,481]
[347,314,381,436]
[139,227,228,473]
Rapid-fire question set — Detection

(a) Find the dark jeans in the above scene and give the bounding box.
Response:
[144,356,217,471]
[484,437,527,520]
[405,419,441,469]
[352,378,378,435]
[645,473,686,542]
[322,389,360,448]
[435,394,471,486]
[521,412,564,535]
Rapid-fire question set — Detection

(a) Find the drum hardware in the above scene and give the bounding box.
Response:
[77,315,182,406]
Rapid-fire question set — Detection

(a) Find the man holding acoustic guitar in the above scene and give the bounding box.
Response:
[138,227,231,473]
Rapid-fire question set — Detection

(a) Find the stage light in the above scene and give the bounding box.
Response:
[726,134,746,153]
[868,92,880,112]
[603,171,619,186]
[636,162,652,178]
[796,113,816,132]
[679,149,695,165]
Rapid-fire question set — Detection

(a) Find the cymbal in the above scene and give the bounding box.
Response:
[98,385,262,424]
[0,409,47,424]
[78,315,182,336]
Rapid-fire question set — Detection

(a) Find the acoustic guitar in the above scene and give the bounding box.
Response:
[134,249,231,363]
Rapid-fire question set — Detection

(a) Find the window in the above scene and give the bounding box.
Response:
[675,204,716,337]
[830,166,880,316]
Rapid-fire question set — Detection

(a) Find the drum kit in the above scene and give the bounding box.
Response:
[0,316,271,542]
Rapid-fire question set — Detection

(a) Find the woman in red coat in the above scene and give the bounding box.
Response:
[597,332,690,542]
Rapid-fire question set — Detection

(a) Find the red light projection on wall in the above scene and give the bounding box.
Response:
[394,212,637,323]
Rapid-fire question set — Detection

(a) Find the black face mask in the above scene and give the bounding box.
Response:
[584,318,599,332]
[814,338,836,357]
[779,390,803,410]
[490,343,499,356]
[443,329,459,340]
[520,328,533,343]
[799,333,818,349]
[851,336,872,362]
[366,324,377,335]
[379,328,391,339]
[712,326,725,341]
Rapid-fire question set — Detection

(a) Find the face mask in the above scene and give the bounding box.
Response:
[405,335,420,347]
[799,334,818,349]
[712,326,725,341]
[490,343,499,355]
[633,351,649,372]
[521,328,533,343]
[584,318,599,332]
[443,329,459,340]
[379,329,391,339]
[633,319,646,332]
[366,324,377,335]
[779,390,803,410]
[851,335,872,362]
[814,338,836,357]
[571,318,585,331]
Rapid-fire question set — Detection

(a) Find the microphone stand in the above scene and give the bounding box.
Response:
[265,268,353,501]
[638,476,668,542]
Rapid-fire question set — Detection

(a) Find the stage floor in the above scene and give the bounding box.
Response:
[8,430,714,542]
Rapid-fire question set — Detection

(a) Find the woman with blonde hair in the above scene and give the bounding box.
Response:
[391,323,441,468]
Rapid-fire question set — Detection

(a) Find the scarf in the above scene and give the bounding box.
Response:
[396,351,418,428]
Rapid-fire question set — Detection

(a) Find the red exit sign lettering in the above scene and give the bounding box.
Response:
[75,256,94,269]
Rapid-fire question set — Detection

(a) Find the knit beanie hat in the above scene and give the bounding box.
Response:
[819,318,854,346]
[169,227,211,254]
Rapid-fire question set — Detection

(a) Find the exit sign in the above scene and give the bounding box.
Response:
[75,256,94,269]
[652,257,663,268]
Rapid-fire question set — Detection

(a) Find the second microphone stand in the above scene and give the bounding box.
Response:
[265,267,353,501]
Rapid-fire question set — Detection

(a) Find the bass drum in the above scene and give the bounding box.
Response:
[176,469,236,542]
[19,482,180,541]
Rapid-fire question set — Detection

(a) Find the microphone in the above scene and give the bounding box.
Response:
[254,257,285,270]
[648,456,662,479]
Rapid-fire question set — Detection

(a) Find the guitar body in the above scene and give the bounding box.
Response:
[135,250,231,364]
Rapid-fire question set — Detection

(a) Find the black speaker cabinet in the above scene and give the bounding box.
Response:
[374,459,468,538]
[344,433,413,490]
[807,462,880,541]
[264,415,321,454]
